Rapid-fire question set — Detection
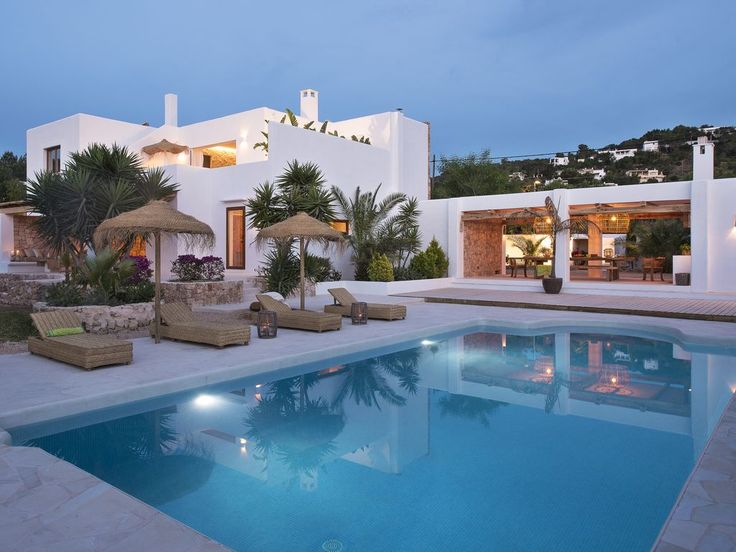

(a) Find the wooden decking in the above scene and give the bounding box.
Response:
[395,287,736,322]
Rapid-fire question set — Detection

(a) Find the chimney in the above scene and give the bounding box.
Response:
[164,93,178,127]
[299,89,318,121]
[692,135,714,180]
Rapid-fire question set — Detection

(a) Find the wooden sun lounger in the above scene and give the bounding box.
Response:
[324,287,407,320]
[157,303,250,347]
[28,310,133,370]
[256,294,342,332]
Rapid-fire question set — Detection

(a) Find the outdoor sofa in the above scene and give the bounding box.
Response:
[156,303,251,347]
[256,294,342,332]
[28,310,133,370]
[324,287,407,321]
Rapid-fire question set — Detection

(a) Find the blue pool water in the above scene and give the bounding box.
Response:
[12,328,736,551]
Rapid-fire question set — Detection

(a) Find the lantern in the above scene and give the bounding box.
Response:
[257,310,277,338]
[351,302,368,325]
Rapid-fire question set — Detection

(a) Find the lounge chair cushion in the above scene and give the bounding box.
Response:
[47,326,85,337]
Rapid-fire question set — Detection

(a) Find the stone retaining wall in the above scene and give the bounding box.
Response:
[34,302,154,334]
[161,280,243,306]
[0,274,56,306]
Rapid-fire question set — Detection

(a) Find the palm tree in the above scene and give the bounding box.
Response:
[508,236,547,257]
[25,143,179,263]
[247,160,337,295]
[331,184,410,279]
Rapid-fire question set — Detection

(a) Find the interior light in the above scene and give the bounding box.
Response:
[545,368,552,375]
[255,384,262,388]
[421,340,436,346]
[610,376,617,384]
[610,215,617,222]
[239,437,248,445]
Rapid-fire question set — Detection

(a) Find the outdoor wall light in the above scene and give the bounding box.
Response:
[257,310,278,339]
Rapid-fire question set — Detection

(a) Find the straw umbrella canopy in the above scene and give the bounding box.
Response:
[94,200,215,343]
[258,211,344,310]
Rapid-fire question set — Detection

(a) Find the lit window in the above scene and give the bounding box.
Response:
[45,146,61,173]
[330,220,349,234]
[227,207,245,269]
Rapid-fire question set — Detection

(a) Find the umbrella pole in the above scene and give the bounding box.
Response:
[155,231,161,344]
[299,236,305,310]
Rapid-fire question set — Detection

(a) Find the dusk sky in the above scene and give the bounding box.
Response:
[2,0,734,159]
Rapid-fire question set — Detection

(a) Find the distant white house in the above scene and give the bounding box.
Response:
[550,156,569,166]
[598,148,638,161]
[579,168,606,181]
[3,90,429,279]
[625,168,666,183]
[642,140,659,152]
[508,171,526,181]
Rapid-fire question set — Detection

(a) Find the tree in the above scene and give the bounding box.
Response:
[0,151,27,202]
[431,150,513,198]
[25,144,179,262]
[247,160,337,292]
[331,184,418,280]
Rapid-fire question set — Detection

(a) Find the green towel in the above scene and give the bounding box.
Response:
[47,326,85,337]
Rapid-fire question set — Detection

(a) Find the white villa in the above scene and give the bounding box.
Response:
[2,91,736,298]
[3,90,430,279]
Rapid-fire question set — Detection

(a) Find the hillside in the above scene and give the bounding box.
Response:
[431,124,736,199]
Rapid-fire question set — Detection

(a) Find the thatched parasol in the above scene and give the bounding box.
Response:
[258,212,344,310]
[141,139,189,156]
[94,200,215,343]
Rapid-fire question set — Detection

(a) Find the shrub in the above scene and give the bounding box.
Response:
[368,253,394,282]
[46,281,84,306]
[409,238,449,279]
[257,245,300,297]
[200,256,225,281]
[305,255,342,283]
[118,281,155,304]
[171,254,203,281]
[393,266,423,281]
[126,256,153,284]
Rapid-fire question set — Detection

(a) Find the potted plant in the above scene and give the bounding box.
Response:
[529,197,594,294]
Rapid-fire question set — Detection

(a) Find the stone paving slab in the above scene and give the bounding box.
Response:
[654,394,736,552]
[0,445,230,552]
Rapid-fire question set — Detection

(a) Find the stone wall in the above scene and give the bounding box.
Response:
[161,280,243,306]
[34,302,154,334]
[463,220,504,277]
[0,274,56,306]
[13,215,47,255]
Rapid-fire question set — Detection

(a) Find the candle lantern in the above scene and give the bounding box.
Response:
[257,310,277,338]
[351,302,368,325]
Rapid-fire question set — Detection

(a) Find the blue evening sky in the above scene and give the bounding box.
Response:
[2,0,734,158]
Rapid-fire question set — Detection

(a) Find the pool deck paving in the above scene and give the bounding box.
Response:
[0,295,734,552]
[396,287,736,323]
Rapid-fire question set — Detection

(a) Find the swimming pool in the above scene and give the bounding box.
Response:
[12,327,736,551]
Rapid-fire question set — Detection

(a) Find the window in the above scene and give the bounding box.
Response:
[129,235,147,257]
[202,154,212,168]
[226,207,246,269]
[45,146,61,173]
[330,220,349,234]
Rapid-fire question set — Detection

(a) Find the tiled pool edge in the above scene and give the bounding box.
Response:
[0,444,231,551]
[652,392,736,552]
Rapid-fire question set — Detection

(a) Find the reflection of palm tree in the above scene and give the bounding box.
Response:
[27,410,216,505]
[28,411,178,477]
[245,375,345,480]
[438,393,506,428]
[333,348,422,410]
[333,358,406,410]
